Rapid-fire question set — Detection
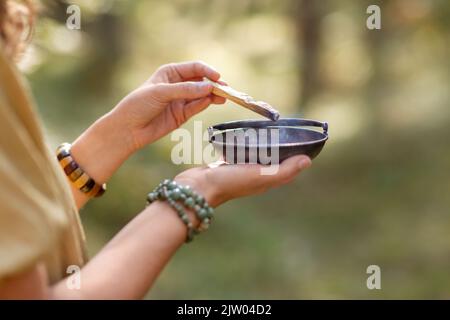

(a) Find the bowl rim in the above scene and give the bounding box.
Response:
[208,118,329,148]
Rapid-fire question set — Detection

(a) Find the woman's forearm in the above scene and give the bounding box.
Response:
[50,201,199,299]
[69,112,135,208]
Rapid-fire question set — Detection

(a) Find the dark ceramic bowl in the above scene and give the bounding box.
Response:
[208,118,328,164]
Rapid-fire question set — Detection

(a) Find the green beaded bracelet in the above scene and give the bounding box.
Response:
[146,179,214,242]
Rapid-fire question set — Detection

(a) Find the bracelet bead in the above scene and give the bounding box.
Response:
[73,172,90,189]
[184,197,195,208]
[80,178,96,193]
[68,167,83,182]
[172,188,182,200]
[63,160,79,176]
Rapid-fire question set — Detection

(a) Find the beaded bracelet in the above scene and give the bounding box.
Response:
[146,179,214,242]
[56,143,106,198]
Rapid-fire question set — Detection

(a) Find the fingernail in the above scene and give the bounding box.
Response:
[298,157,311,170]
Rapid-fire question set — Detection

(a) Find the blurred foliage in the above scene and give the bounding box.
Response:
[21,0,450,298]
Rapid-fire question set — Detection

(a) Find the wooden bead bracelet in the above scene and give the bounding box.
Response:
[56,143,106,198]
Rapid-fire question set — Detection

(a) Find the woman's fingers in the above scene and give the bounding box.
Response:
[177,155,311,207]
[183,94,226,120]
[216,155,311,190]
[184,97,212,118]
[205,155,310,205]
[269,155,311,186]
[278,155,311,177]
[153,81,213,102]
[211,95,226,104]
[167,61,221,82]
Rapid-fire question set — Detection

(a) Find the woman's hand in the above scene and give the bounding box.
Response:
[112,61,226,151]
[70,61,225,208]
[174,155,312,208]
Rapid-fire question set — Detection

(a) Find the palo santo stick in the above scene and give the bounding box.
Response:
[204,78,280,121]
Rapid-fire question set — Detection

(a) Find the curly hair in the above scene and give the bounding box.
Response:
[0,0,35,61]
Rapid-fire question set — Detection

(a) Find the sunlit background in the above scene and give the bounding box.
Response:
[21,0,450,298]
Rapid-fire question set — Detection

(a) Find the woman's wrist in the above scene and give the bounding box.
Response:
[71,111,136,184]
[146,179,215,242]
[174,173,220,208]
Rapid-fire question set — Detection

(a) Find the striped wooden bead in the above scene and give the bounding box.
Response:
[63,160,78,176]
[68,167,83,182]
[80,178,96,193]
[94,184,107,197]
[73,172,90,189]
[56,144,71,161]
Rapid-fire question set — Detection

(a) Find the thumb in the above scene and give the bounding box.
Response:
[153,81,213,102]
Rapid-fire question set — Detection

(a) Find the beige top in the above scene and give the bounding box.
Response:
[0,50,87,284]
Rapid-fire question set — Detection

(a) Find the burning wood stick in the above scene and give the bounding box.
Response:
[204,78,280,121]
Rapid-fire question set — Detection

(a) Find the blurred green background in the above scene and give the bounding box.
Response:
[21,0,450,298]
